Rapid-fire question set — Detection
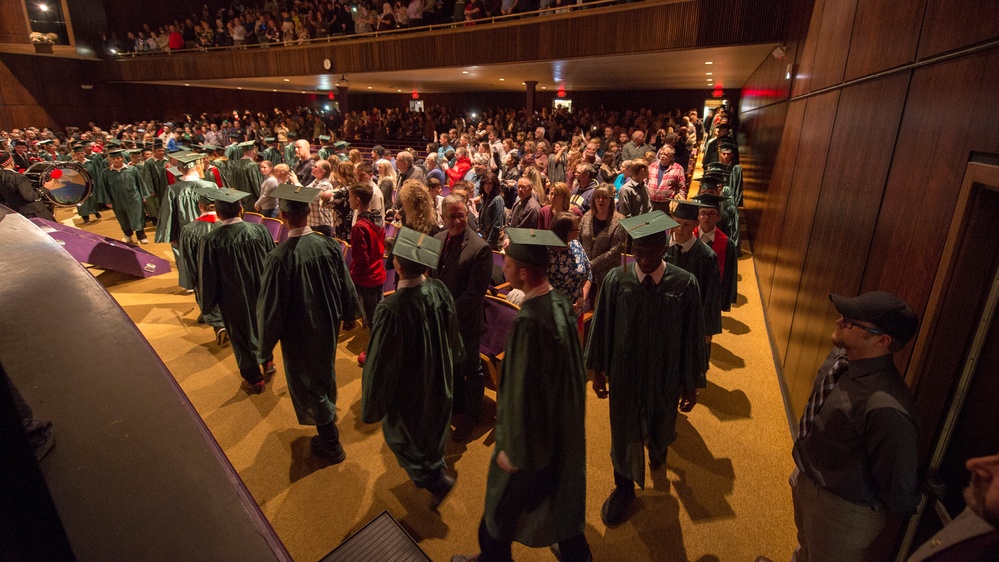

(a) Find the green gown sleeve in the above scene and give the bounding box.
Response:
[360,300,403,424]
[256,251,287,363]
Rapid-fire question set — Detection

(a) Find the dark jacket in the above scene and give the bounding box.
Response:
[431,226,492,338]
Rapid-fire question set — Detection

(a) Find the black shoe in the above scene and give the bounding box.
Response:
[451,414,480,442]
[427,472,456,509]
[95,212,102,219]
[310,435,346,464]
[197,315,206,324]
[82,217,90,224]
[601,487,635,527]
[215,326,228,346]
[550,543,593,562]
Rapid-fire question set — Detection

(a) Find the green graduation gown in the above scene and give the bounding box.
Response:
[666,239,723,336]
[227,157,265,212]
[178,215,223,327]
[155,177,216,244]
[76,157,103,217]
[199,221,275,373]
[483,290,587,548]
[283,145,299,171]
[143,157,169,219]
[585,263,706,489]
[257,232,359,426]
[361,278,464,486]
[261,147,283,165]
[100,165,151,234]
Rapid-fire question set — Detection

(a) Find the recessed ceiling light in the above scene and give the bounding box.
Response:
[397,89,402,92]
[462,71,469,74]
[301,91,306,94]
[283,78,290,82]
[499,78,505,81]
[237,87,242,90]
[706,72,713,75]
[184,83,190,86]
[272,89,277,92]
[367,86,372,89]
[705,61,713,65]
[541,86,547,90]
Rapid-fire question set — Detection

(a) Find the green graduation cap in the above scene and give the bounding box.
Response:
[692,193,727,210]
[170,149,192,159]
[192,187,250,203]
[71,144,85,153]
[107,139,122,147]
[619,211,678,245]
[505,227,565,268]
[318,135,331,142]
[173,152,204,168]
[333,140,350,149]
[237,140,256,151]
[166,165,183,176]
[392,226,444,270]
[263,137,276,143]
[272,182,321,213]
[667,198,711,221]
[37,139,53,146]
[202,143,217,151]
[286,131,297,138]
[107,148,128,157]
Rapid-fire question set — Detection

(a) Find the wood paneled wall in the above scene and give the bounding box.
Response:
[0,0,30,44]
[739,0,999,434]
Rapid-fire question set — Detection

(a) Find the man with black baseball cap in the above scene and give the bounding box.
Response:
[790,291,920,562]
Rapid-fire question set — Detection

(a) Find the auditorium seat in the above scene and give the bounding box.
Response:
[479,295,520,390]
[242,211,264,224]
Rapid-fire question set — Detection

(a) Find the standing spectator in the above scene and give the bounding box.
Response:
[790,291,920,562]
[579,185,625,304]
[547,212,592,315]
[407,0,425,26]
[477,173,505,250]
[231,17,247,47]
[347,182,387,327]
[167,25,184,51]
[646,145,686,211]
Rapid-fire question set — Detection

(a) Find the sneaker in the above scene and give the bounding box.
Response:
[600,487,636,527]
[262,361,277,379]
[121,237,135,244]
[215,327,228,346]
[310,435,346,464]
[427,473,456,509]
[138,238,150,245]
[357,351,366,367]
[243,380,265,394]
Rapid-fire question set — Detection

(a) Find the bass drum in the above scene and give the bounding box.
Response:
[23,162,93,207]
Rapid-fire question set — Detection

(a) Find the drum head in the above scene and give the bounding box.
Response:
[25,162,92,207]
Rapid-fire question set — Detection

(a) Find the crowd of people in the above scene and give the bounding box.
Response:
[9,97,991,562]
[102,0,620,56]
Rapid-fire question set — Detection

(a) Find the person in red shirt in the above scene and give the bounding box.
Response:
[348,183,387,330]
[167,25,184,51]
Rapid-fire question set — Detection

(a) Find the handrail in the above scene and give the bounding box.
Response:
[112,0,685,59]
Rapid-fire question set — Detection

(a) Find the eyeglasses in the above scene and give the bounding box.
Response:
[698,210,719,218]
[446,214,467,220]
[838,317,883,335]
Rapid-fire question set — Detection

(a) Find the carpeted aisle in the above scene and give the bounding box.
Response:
[61,205,795,562]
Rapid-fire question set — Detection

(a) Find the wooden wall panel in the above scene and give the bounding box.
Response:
[791,0,858,96]
[751,99,805,310]
[697,0,788,46]
[844,0,924,80]
[768,91,839,369]
[739,101,787,236]
[0,0,30,45]
[861,47,999,370]
[917,0,999,59]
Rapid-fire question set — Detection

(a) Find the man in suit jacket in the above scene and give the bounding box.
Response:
[432,194,492,442]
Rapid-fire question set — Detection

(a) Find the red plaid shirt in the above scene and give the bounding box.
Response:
[647,161,687,202]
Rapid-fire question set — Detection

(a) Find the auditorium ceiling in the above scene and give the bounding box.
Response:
[153,43,778,95]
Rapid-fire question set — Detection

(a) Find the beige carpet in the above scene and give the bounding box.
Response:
[62,205,795,562]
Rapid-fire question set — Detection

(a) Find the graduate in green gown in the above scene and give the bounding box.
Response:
[180,190,226,342]
[155,152,218,285]
[697,169,740,254]
[70,145,103,223]
[260,138,283,166]
[143,140,169,222]
[283,133,299,171]
[198,188,276,393]
[455,228,591,562]
[362,228,464,505]
[693,193,739,312]
[316,135,334,161]
[227,141,265,213]
[100,148,151,243]
[257,184,359,463]
[666,199,723,341]
[585,211,706,528]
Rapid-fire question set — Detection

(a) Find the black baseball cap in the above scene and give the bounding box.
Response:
[829,291,918,346]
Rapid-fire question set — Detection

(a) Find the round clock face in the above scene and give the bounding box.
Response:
[323,58,332,70]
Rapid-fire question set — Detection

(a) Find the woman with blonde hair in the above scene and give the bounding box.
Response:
[538,182,581,230]
[397,179,440,236]
[348,148,363,166]
[579,184,626,305]
[303,158,336,237]
[377,159,398,213]
[522,165,545,205]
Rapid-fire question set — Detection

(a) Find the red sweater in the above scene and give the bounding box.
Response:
[349,216,387,288]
